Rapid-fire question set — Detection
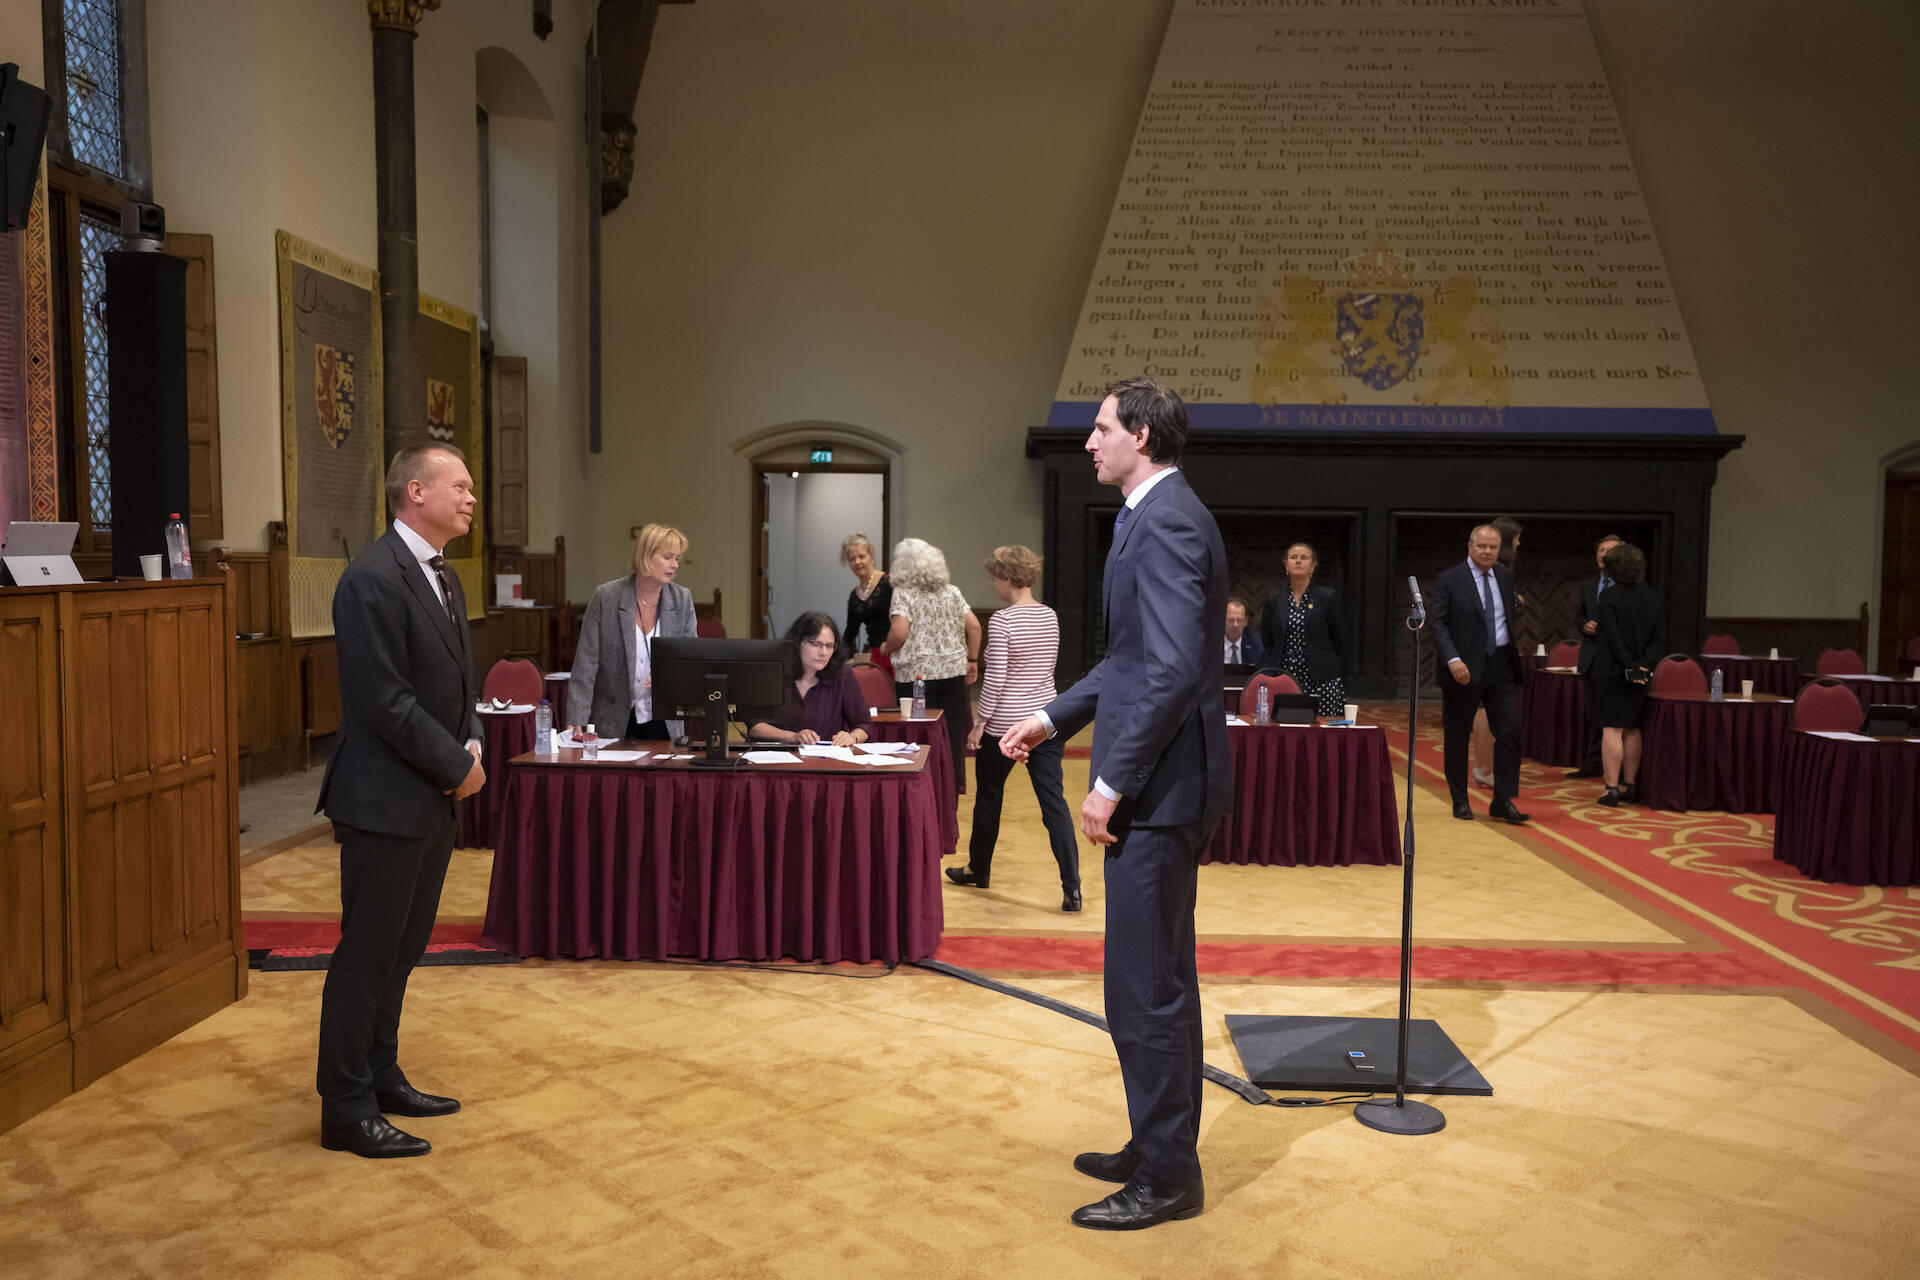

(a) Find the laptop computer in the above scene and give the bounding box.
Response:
[1860,704,1919,739]
[0,521,82,586]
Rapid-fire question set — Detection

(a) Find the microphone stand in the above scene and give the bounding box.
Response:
[1356,587,1446,1135]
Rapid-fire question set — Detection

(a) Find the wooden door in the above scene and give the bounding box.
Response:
[0,594,70,1126]
[491,355,529,548]
[1880,475,1920,670]
[168,232,224,540]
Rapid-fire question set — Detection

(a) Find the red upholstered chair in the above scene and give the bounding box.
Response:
[1650,655,1706,696]
[1240,672,1301,715]
[1795,680,1864,733]
[850,660,895,711]
[1701,633,1739,655]
[482,657,542,706]
[1548,640,1580,667]
[695,616,727,638]
[1816,647,1864,676]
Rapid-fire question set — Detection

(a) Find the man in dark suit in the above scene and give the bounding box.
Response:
[1568,533,1624,779]
[1002,376,1232,1231]
[315,443,485,1158]
[1224,596,1262,667]
[1428,524,1530,824]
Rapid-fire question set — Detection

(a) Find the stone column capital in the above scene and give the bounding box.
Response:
[368,0,442,35]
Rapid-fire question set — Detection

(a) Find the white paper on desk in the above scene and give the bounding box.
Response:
[1224,715,1248,726]
[555,729,617,748]
[857,754,911,766]
[798,744,861,762]
[854,741,916,755]
[592,750,648,762]
[740,750,802,764]
[476,702,535,714]
[1807,730,1878,742]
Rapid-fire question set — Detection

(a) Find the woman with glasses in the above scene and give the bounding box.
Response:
[747,612,872,748]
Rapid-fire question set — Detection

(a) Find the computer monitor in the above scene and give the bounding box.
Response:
[652,637,795,767]
[1861,703,1919,739]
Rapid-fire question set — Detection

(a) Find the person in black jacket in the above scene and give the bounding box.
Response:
[1567,533,1624,779]
[841,532,893,656]
[1258,542,1348,717]
[314,443,485,1159]
[1427,524,1529,823]
[1591,542,1664,807]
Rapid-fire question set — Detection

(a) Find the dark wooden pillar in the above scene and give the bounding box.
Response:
[368,0,440,473]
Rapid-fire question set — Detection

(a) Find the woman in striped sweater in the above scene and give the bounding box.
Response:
[947,545,1082,912]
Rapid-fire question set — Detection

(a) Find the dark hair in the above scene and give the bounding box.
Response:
[1104,376,1188,464]
[385,443,468,511]
[1594,532,1626,552]
[785,611,847,676]
[1226,595,1250,616]
[1286,541,1318,568]
[1602,542,1646,585]
[1490,516,1523,567]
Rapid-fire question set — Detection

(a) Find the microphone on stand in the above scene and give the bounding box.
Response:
[1406,575,1426,628]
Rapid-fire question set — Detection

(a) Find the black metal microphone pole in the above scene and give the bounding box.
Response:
[1357,578,1445,1134]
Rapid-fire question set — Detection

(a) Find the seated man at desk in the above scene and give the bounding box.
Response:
[748,612,874,748]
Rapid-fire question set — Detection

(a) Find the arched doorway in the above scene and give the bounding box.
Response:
[1876,440,1920,671]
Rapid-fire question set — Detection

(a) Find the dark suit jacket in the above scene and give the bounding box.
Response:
[1574,574,1609,674]
[1045,470,1233,830]
[317,526,480,838]
[1594,581,1664,680]
[1225,629,1263,668]
[1428,560,1522,683]
[1257,583,1347,685]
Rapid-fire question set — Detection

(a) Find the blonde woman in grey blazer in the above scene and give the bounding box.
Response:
[568,523,698,741]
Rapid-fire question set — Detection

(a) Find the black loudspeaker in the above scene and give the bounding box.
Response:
[105,251,190,579]
[0,63,52,232]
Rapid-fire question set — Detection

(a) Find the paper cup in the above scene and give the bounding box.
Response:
[898,697,914,717]
[1768,647,1779,660]
[1740,679,1755,697]
[139,554,162,581]
[1535,643,1546,657]
[1344,703,1359,724]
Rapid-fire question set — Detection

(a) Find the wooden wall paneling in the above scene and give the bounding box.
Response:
[167,232,223,540]
[490,355,529,547]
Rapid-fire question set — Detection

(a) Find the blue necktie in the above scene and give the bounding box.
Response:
[1479,568,1498,654]
[1599,575,1612,594]
[1113,506,1130,541]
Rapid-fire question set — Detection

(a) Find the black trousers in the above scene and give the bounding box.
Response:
[316,809,456,1124]
[1104,817,1214,1188]
[624,714,671,741]
[1441,646,1522,806]
[895,675,969,793]
[967,735,1079,891]
[1578,673,1603,772]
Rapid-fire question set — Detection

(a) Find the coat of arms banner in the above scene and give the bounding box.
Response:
[419,292,483,618]
[277,229,383,638]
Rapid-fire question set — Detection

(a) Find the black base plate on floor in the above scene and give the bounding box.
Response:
[1224,1014,1492,1096]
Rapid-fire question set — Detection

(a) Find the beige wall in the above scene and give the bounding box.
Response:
[144,0,595,585]
[602,0,1920,642]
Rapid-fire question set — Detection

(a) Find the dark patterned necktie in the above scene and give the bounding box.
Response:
[427,554,462,632]
[1479,568,1498,654]
[1113,505,1129,541]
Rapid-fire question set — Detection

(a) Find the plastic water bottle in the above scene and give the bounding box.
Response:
[164,513,192,579]
[535,698,553,755]
[1709,668,1724,702]
[1255,683,1271,725]
[583,723,599,760]
[912,676,926,718]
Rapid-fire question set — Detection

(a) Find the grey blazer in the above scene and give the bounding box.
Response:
[1044,470,1233,832]
[569,575,698,736]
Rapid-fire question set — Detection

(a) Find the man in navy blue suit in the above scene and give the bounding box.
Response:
[1224,596,1263,667]
[1428,523,1530,824]
[1001,376,1231,1230]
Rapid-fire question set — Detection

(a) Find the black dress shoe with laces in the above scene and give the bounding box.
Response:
[1073,1145,1140,1183]
[321,1116,431,1159]
[1071,1177,1204,1230]
[1492,800,1531,824]
[945,866,987,889]
[1062,887,1082,913]
[1452,800,1474,820]
[375,1083,461,1117]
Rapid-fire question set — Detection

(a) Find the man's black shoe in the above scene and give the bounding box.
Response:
[1072,1145,1139,1183]
[1062,888,1082,913]
[1071,1177,1204,1230]
[1452,800,1474,820]
[321,1116,430,1159]
[945,866,987,889]
[375,1083,461,1117]
[1492,800,1531,824]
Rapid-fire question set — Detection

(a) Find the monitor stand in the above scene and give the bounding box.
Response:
[689,672,738,769]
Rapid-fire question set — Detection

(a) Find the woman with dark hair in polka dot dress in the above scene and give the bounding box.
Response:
[1258,542,1348,717]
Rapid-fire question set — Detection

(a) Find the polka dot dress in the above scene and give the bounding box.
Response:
[1281,592,1346,717]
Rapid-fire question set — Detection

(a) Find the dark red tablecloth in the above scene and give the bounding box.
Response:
[1521,668,1588,767]
[1773,732,1919,886]
[1801,673,1920,716]
[1697,655,1800,698]
[1516,651,1550,685]
[542,672,570,728]
[867,712,958,854]
[1203,725,1401,867]
[1638,693,1793,813]
[455,708,535,849]
[481,756,947,962]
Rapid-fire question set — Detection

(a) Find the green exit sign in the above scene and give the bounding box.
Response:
[809,447,834,464]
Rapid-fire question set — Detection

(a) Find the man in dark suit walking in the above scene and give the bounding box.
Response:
[315,443,486,1158]
[1428,524,1530,824]
[1568,533,1624,780]
[1001,376,1232,1231]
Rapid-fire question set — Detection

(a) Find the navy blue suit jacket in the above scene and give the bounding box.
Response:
[1428,559,1522,683]
[1045,470,1233,831]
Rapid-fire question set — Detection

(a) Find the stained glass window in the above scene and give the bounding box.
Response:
[79,211,118,530]
[61,0,127,179]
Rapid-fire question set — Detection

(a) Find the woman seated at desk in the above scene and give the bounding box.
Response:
[748,612,873,748]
